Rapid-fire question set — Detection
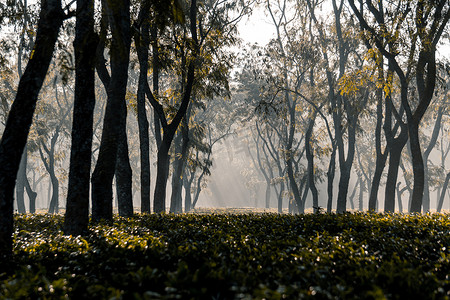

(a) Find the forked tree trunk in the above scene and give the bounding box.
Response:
[91,0,131,221]
[170,119,190,214]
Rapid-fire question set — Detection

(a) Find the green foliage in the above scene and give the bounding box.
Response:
[2,213,450,299]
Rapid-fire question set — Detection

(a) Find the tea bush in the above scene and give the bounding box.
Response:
[1,212,450,299]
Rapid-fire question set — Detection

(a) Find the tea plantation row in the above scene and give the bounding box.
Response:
[1,212,450,299]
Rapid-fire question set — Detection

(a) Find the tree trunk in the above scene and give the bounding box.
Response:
[48,173,59,214]
[151,25,162,148]
[358,178,364,211]
[348,178,359,210]
[437,172,450,213]
[25,178,37,214]
[91,0,131,221]
[409,121,425,213]
[183,174,192,212]
[170,133,183,213]
[368,70,388,211]
[277,181,284,213]
[0,0,63,257]
[396,182,405,213]
[64,0,97,236]
[335,116,356,213]
[170,117,190,214]
[409,47,437,213]
[305,112,319,212]
[421,107,443,212]
[154,139,171,213]
[326,144,336,212]
[116,119,133,217]
[135,2,151,213]
[384,134,408,212]
[16,150,28,213]
[150,0,197,213]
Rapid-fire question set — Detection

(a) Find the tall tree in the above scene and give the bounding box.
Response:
[145,0,197,213]
[91,0,131,221]
[134,0,152,213]
[349,0,450,212]
[64,0,97,235]
[0,0,64,257]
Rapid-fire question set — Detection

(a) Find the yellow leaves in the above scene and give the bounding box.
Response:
[125,90,137,114]
[338,66,375,97]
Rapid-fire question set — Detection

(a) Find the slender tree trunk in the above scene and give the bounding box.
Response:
[135,1,151,213]
[0,0,63,257]
[151,25,162,148]
[368,65,388,211]
[170,117,190,214]
[170,133,183,213]
[326,144,336,212]
[348,178,358,210]
[396,182,404,213]
[305,112,319,212]
[116,119,133,217]
[64,0,97,236]
[183,174,192,212]
[16,150,27,213]
[437,172,450,213]
[277,181,284,213]
[409,49,437,213]
[358,178,364,211]
[335,116,357,213]
[421,107,443,212]
[91,0,131,221]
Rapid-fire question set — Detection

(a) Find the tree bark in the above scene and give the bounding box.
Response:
[116,118,133,217]
[305,111,319,212]
[135,0,151,213]
[326,144,336,213]
[153,139,171,212]
[170,117,190,214]
[422,107,443,212]
[368,60,389,211]
[384,133,408,212]
[183,174,192,212]
[91,0,131,221]
[25,177,37,214]
[0,0,63,256]
[410,50,437,213]
[149,0,197,213]
[437,172,450,213]
[16,150,28,213]
[64,0,97,236]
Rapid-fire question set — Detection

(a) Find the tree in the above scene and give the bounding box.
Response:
[64,0,97,235]
[0,0,65,257]
[91,0,132,221]
[349,0,450,212]
[134,0,152,213]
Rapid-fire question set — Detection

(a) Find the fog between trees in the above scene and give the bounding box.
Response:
[0,0,449,254]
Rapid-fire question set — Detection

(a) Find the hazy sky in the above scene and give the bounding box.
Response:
[237,6,276,46]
